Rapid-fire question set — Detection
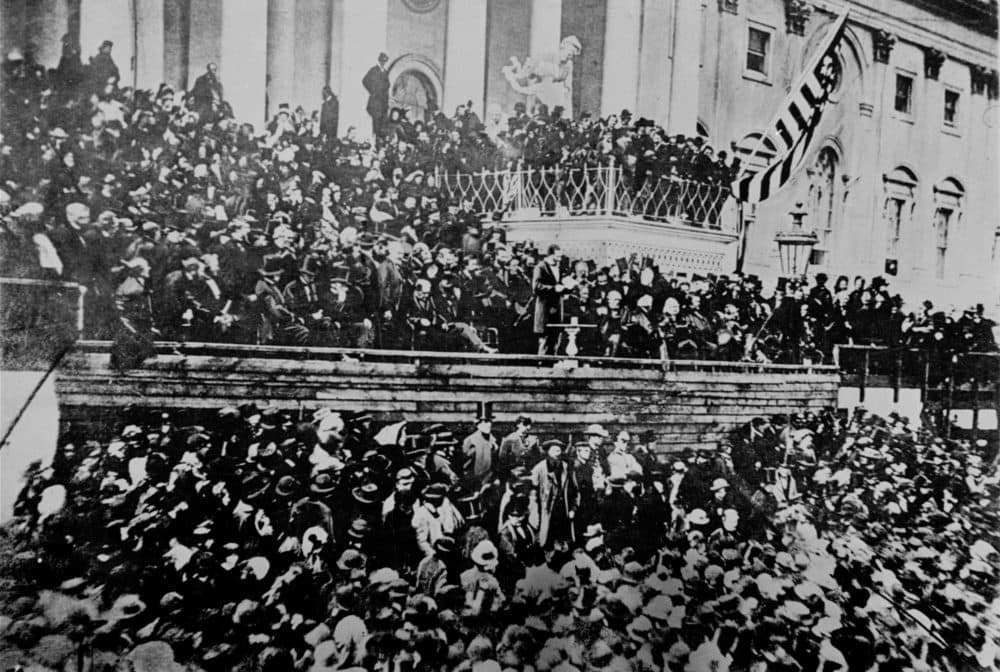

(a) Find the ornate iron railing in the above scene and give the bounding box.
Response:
[437,161,735,232]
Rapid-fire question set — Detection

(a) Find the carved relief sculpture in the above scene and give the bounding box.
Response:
[502,36,583,118]
[872,29,896,64]
[971,64,999,99]
[784,0,811,36]
[924,47,945,80]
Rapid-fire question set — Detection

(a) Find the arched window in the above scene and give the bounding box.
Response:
[734,132,777,175]
[390,70,438,124]
[932,178,964,280]
[807,147,838,267]
[883,166,918,264]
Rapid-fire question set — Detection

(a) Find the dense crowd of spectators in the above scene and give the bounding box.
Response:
[1,41,995,369]
[2,404,998,670]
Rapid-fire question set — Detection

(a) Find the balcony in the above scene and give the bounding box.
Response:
[439,163,741,274]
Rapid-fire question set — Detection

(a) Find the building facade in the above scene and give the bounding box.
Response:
[2,0,997,307]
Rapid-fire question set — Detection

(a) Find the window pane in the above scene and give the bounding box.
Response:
[747,28,768,74]
[944,90,959,124]
[894,75,912,113]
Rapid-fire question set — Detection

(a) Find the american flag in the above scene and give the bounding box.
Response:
[732,11,849,204]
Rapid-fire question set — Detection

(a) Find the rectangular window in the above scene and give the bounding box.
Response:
[747,28,769,75]
[944,89,959,126]
[934,208,951,279]
[886,198,904,256]
[894,74,913,114]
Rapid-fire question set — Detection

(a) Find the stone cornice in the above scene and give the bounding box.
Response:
[810,1,996,68]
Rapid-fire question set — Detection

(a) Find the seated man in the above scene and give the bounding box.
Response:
[434,273,496,353]
[400,278,439,350]
[322,265,373,348]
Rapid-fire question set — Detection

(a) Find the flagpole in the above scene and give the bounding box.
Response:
[733,8,850,183]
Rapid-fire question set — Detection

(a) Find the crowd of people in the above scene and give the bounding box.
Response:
[2,403,998,671]
[1,40,996,369]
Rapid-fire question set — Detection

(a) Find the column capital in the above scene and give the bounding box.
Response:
[784,0,811,36]
[872,29,895,65]
[923,47,946,80]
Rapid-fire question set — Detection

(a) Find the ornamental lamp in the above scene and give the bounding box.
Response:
[774,202,818,278]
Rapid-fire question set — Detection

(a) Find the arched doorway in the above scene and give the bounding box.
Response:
[390,69,438,124]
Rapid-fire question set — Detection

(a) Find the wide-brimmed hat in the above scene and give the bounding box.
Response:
[352,482,380,505]
[310,472,337,496]
[434,536,456,555]
[471,540,498,567]
[275,475,300,499]
[336,548,367,572]
[710,478,729,492]
[347,518,370,540]
[585,424,609,438]
[422,482,447,503]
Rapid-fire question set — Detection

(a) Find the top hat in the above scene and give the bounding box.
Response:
[258,255,284,277]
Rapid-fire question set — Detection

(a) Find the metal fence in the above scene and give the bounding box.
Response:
[438,161,734,232]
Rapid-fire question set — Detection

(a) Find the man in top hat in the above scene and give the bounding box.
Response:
[362,52,391,140]
[256,254,309,345]
[283,255,329,342]
[462,413,498,488]
[323,264,372,348]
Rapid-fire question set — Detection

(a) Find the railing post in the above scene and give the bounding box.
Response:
[605,157,616,215]
[893,349,902,403]
[516,159,525,212]
[859,348,869,403]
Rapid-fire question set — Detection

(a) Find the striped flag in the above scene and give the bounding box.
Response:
[733,11,849,204]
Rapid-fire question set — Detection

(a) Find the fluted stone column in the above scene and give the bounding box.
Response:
[338,0,388,140]
[600,0,641,117]
[221,0,268,129]
[134,0,164,89]
[665,0,703,135]
[529,0,562,58]
[443,0,488,117]
[80,0,134,86]
[266,0,296,118]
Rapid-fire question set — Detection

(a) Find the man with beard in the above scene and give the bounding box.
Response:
[323,266,373,348]
[497,415,536,479]
[530,440,579,549]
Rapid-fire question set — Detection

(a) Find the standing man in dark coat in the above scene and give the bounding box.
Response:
[362,53,391,141]
[190,63,224,121]
[320,86,340,140]
[532,244,568,355]
[88,40,119,90]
